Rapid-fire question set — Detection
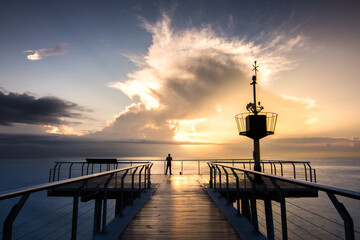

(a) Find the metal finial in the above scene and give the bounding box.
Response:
[252,61,259,75]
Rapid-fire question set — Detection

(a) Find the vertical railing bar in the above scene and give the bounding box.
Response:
[215,165,222,192]
[207,163,212,188]
[102,173,114,233]
[327,192,354,240]
[3,193,30,240]
[307,163,313,182]
[81,163,85,176]
[119,169,129,216]
[222,166,230,205]
[138,166,145,196]
[303,163,308,181]
[131,167,139,205]
[271,178,288,240]
[71,180,86,240]
[57,163,62,181]
[291,163,296,179]
[69,163,74,179]
[231,169,240,215]
[244,171,259,232]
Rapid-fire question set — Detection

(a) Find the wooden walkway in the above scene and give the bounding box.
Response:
[119,175,240,239]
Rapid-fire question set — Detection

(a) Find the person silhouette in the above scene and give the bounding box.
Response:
[165,153,172,175]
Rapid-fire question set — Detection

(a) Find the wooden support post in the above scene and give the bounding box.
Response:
[115,198,121,216]
[264,199,275,240]
[327,192,354,240]
[241,198,251,220]
[3,194,29,240]
[93,199,102,236]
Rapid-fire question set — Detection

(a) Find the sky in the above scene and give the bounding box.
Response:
[0,0,360,159]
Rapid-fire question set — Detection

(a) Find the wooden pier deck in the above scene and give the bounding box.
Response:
[119,175,240,240]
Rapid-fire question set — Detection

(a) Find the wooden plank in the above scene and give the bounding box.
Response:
[119,175,240,239]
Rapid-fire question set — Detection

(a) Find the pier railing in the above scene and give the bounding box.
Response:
[208,163,360,240]
[0,163,153,240]
[49,159,316,182]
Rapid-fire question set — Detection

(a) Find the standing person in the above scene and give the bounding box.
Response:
[165,153,172,175]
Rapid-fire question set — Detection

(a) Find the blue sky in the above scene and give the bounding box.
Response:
[0,0,359,158]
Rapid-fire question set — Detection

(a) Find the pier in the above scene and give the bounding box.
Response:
[1,159,359,240]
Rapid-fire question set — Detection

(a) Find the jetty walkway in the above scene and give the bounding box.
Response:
[1,160,359,240]
[120,175,239,239]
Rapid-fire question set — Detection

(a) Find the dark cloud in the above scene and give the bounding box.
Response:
[0,134,213,158]
[0,90,83,126]
[24,43,68,60]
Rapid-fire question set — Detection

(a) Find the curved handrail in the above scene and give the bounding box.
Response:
[0,163,152,201]
[210,163,360,200]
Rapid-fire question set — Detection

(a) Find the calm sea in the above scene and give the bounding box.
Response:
[0,157,359,239]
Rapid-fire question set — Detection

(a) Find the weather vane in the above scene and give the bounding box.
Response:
[246,61,263,114]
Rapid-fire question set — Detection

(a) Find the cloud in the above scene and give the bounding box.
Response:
[0,90,84,126]
[0,133,215,158]
[100,13,308,142]
[261,137,360,157]
[24,42,68,61]
[280,94,316,108]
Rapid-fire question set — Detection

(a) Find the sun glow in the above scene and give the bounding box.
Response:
[43,125,84,136]
[168,118,207,142]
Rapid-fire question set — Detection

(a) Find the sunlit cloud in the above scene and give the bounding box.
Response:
[168,118,207,142]
[43,124,84,136]
[24,42,68,61]
[101,13,308,142]
[280,94,316,108]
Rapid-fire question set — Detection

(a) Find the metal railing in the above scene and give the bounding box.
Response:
[0,163,153,240]
[49,159,316,182]
[49,161,150,182]
[214,160,316,182]
[207,163,360,240]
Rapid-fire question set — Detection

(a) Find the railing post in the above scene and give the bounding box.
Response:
[327,192,354,240]
[81,163,85,176]
[207,163,213,188]
[198,161,200,175]
[69,163,74,178]
[222,166,230,205]
[71,180,86,240]
[245,172,259,232]
[291,163,296,179]
[307,163,313,182]
[138,166,145,196]
[3,193,30,240]
[215,165,222,192]
[303,163,308,181]
[231,169,240,215]
[57,163,62,181]
[102,173,114,233]
[144,165,148,190]
[271,179,288,240]
[213,164,217,190]
[131,167,139,205]
[53,162,59,182]
[280,162,283,176]
[116,169,129,216]
[148,163,153,188]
